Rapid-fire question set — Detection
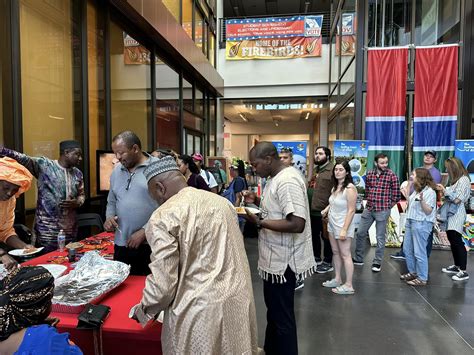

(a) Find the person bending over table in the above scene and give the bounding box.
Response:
[130,156,257,354]
[0,157,34,270]
[0,266,82,354]
[104,131,158,275]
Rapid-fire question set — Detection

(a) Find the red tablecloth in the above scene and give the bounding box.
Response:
[23,233,162,355]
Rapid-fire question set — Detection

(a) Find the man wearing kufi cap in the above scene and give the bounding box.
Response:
[0,141,84,251]
[130,156,257,355]
[0,157,34,269]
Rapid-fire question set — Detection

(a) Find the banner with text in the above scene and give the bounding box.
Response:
[226,15,323,60]
[454,140,474,183]
[272,141,308,176]
[336,13,356,56]
[333,140,369,196]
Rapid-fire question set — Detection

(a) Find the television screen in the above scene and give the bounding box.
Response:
[96,150,119,194]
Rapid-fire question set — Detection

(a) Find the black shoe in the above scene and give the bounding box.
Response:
[295,280,305,290]
[442,265,460,274]
[371,263,381,272]
[452,271,469,281]
[316,262,334,274]
[352,258,364,266]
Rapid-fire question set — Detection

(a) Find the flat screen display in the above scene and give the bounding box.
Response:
[96,150,119,194]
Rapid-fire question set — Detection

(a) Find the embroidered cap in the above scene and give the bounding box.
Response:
[144,156,180,182]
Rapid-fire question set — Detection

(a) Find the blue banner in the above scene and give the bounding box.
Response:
[272,141,307,176]
[333,140,369,196]
[454,140,474,183]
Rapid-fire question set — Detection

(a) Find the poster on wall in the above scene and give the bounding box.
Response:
[336,13,356,56]
[333,140,369,196]
[123,32,150,65]
[454,139,474,183]
[272,141,308,176]
[226,15,323,60]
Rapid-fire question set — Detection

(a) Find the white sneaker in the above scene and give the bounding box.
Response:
[452,271,469,281]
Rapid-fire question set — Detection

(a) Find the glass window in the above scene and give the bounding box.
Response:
[195,86,204,117]
[183,78,193,112]
[340,59,355,97]
[328,117,337,153]
[368,0,412,47]
[156,58,180,152]
[162,0,180,23]
[415,0,460,45]
[184,111,204,132]
[87,0,106,197]
[339,103,355,140]
[195,9,204,51]
[19,0,81,208]
[182,0,193,40]
[209,31,216,67]
[110,21,151,150]
[209,97,216,156]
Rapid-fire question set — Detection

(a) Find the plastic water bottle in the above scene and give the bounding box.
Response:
[57,229,66,252]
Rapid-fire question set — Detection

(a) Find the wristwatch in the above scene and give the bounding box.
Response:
[256,220,263,230]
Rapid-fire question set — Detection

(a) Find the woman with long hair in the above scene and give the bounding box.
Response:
[177,155,210,191]
[321,160,357,295]
[437,157,471,281]
[400,168,437,286]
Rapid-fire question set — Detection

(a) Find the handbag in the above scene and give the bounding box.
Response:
[77,304,111,330]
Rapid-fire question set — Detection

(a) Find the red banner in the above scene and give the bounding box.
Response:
[366,48,408,117]
[414,46,458,117]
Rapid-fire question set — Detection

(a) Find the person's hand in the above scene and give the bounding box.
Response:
[242,190,256,204]
[59,199,81,209]
[339,229,347,240]
[419,192,424,201]
[436,184,446,194]
[242,208,259,225]
[321,208,329,219]
[1,254,18,271]
[104,216,119,232]
[127,229,146,249]
[129,304,140,322]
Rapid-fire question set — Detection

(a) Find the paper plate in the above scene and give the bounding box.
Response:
[8,247,44,257]
[235,207,260,215]
[37,264,68,279]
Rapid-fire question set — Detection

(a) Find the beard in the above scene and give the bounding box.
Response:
[315,156,328,166]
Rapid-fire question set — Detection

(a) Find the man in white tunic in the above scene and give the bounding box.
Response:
[131,156,258,355]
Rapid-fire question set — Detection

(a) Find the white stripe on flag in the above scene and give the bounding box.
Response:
[367,46,410,51]
[413,146,454,151]
[366,116,405,122]
[413,116,457,122]
[368,146,405,150]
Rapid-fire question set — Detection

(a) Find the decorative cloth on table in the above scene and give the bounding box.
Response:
[144,156,179,182]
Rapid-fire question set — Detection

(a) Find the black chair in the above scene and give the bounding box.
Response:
[77,213,104,240]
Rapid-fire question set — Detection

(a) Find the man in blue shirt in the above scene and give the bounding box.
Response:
[104,131,158,275]
[391,150,442,260]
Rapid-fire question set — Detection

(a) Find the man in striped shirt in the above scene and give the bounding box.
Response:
[353,153,400,272]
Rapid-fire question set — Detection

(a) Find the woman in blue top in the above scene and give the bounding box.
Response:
[223,160,248,232]
[0,266,82,354]
[400,168,437,286]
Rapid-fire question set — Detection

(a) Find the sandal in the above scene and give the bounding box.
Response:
[406,278,427,286]
[400,273,417,281]
[322,279,341,288]
[331,285,355,295]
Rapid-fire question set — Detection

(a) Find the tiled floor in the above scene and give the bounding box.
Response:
[244,237,474,355]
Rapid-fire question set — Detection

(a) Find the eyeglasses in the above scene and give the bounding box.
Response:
[126,172,136,191]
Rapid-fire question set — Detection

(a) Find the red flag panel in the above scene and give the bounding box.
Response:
[414,46,458,117]
[366,48,408,117]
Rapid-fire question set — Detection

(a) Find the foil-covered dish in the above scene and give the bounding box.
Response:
[52,251,130,313]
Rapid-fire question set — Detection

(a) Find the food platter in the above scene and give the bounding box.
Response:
[8,247,44,257]
[235,207,260,215]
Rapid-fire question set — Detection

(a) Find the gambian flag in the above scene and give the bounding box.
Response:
[413,45,458,169]
[365,47,408,179]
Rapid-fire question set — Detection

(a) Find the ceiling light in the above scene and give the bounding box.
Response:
[275,122,279,127]
[305,112,310,120]
[238,113,248,122]
[319,103,323,108]
[48,115,64,120]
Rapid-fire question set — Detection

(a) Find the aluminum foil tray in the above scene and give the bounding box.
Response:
[52,251,130,314]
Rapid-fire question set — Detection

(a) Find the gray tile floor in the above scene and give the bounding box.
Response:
[244,237,474,355]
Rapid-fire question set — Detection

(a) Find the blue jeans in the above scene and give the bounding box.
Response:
[355,209,391,264]
[403,219,433,281]
[398,230,433,257]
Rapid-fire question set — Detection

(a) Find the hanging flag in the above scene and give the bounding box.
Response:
[413,45,458,170]
[365,47,408,179]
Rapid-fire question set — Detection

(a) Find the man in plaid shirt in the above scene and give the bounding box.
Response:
[353,153,400,272]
